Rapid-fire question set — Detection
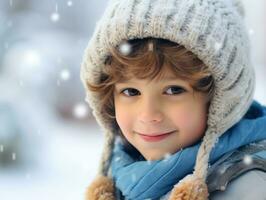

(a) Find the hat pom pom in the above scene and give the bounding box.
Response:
[86,175,115,200]
[169,175,209,200]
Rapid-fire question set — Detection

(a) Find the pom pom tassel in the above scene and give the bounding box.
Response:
[85,176,116,200]
[169,175,209,200]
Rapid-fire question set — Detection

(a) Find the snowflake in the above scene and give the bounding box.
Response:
[60,69,71,81]
[50,12,60,22]
[248,29,254,36]
[214,42,222,53]
[0,145,4,152]
[243,155,253,165]
[163,153,171,161]
[220,185,226,191]
[118,42,132,56]
[67,1,73,7]
[115,157,121,162]
[24,50,41,67]
[218,166,227,174]
[12,153,16,161]
[73,103,89,119]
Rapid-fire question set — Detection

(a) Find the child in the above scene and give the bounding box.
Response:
[80,0,266,199]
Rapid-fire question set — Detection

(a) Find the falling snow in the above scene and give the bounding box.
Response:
[60,69,71,81]
[248,29,254,36]
[220,185,226,191]
[50,12,60,22]
[163,153,171,161]
[243,155,253,165]
[55,3,58,12]
[67,1,73,7]
[214,137,220,146]
[115,157,121,162]
[118,42,132,56]
[72,103,89,118]
[218,166,227,174]
[214,42,222,52]
[0,2,264,200]
[24,50,41,67]
[12,153,16,160]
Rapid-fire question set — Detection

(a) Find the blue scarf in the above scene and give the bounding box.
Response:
[111,101,266,200]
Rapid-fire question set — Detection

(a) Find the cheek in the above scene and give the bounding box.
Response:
[170,103,207,136]
[114,101,133,135]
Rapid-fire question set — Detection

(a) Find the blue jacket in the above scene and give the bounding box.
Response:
[114,140,266,200]
[161,140,266,200]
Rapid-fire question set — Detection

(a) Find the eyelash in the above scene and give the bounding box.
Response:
[120,86,187,97]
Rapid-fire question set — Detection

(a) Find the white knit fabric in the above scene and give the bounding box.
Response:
[80,0,255,181]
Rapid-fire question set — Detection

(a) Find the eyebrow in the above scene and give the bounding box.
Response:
[117,76,179,84]
[161,77,179,81]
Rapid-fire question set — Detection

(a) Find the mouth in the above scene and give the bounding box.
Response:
[136,131,176,142]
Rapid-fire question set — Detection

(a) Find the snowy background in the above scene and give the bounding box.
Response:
[0,0,265,200]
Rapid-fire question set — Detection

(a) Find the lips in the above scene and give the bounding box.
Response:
[136,131,175,142]
[136,130,175,136]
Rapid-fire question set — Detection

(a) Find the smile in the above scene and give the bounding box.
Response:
[136,131,176,142]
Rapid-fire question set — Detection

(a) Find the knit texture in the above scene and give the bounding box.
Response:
[80,0,255,198]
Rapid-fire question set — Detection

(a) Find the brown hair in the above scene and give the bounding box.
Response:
[87,37,214,122]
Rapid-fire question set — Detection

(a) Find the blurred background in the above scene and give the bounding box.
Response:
[0,0,265,199]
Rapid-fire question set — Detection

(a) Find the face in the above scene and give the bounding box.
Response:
[114,65,209,161]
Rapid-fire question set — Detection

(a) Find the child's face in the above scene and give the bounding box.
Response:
[114,66,209,161]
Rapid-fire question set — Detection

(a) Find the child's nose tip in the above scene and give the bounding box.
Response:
[138,108,163,123]
[137,98,164,123]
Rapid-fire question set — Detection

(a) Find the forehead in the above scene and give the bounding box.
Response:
[118,62,181,83]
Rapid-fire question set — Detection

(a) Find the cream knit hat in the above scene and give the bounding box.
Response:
[80,0,255,199]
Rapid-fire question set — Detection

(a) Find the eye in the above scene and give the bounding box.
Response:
[165,86,186,95]
[121,88,140,96]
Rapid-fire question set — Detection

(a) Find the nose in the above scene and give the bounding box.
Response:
[137,97,163,124]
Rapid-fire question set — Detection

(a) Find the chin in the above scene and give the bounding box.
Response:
[143,152,170,161]
[142,148,182,161]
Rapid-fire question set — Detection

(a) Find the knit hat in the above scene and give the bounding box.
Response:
[80,0,255,199]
